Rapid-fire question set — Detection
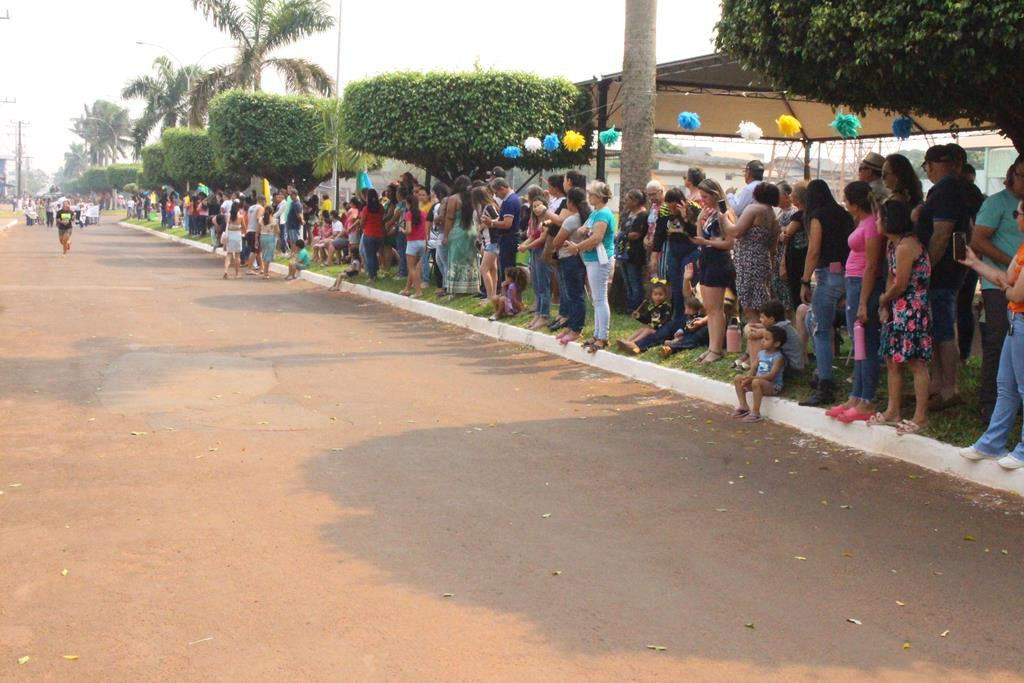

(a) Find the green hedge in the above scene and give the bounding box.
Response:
[141,143,172,189]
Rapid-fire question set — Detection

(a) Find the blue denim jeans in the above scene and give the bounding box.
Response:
[395,231,408,276]
[287,227,300,250]
[558,255,587,332]
[930,287,957,343]
[498,232,519,284]
[421,247,433,284]
[362,235,383,280]
[530,248,551,317]
[435,243,449,289]
[811,267,846,381]
[973,312,1024,461]
[845,276,882,401]
[622,261,645,312]
[666,241,700,321]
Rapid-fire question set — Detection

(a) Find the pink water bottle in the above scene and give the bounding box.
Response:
[853,321,866,361]
[726,319,742,353]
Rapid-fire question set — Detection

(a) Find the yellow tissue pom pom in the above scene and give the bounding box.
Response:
[563,130,586,152]
[776,114,802,137]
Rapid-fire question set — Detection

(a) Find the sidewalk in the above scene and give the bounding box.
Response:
[120,220,1024,497]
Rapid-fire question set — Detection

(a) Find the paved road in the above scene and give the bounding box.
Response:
[2,217,1024,681]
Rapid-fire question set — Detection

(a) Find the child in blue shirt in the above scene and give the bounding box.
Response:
[732,324,787,423]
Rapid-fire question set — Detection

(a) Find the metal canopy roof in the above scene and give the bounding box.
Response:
[582,53,992,143]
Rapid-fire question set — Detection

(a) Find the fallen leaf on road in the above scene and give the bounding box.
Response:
[9,483,21,487]
[902,642,911,650]
[61,569,68,577]
[258,421,268,425]
[551,570,562,576]
[895,600,905,607]
[715,508,728,513]
[646,644,667,651]
[846,618,862,625]
[963,535,975,542]
[842,552,853,557]
[442,593,453,598]
[940,629,950,637]
[1002,549,1009,555]
[840,505,852,509]
[208,447,218,452]
[820,500,828,506]
[541,513,551,518]
[18,656,29,665]
[130,431,147,436]
[62,655,79,660]
[744,623,755,629]
[793,556,807,561]
[87,417,95,422]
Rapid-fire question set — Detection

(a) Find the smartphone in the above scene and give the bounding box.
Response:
[953,232,967,262]
[717,199,728,213]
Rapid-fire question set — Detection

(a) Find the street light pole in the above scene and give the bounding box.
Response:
[331,0,342,209]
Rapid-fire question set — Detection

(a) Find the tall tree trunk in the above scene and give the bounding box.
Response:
[619,0,657,215]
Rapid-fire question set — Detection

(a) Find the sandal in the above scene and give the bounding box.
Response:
[741,413,764,423]
[587,339,608,354]
[731,408,750,419]
[867,412,901,427]
[897,419,927,436]
[699,351,724,364]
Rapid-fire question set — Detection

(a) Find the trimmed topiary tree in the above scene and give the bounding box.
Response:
[107,164,142,191]
[78,166,111,194]
[207,90,325,192]
[141,143,172,189]
[341,70,594,183]
[716,0,1024,150]
[162,128,215,189]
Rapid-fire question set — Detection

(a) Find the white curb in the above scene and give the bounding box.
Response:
[1,218,16,231]
[120,221,1024,497]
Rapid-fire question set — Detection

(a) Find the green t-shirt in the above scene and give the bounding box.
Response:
[976,189,1022,289]
[297,247,311,267]
[581,206,617,263]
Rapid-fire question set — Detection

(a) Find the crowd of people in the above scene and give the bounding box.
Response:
[125,144,1024,467]
[13,196,101,229]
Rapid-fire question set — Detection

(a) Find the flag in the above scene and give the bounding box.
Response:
[356,171,373,194]
[196,183,210,196]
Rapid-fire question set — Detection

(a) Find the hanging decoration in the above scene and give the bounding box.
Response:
[677,111,701,131]
[502,145,523,159]
[542,133,560,151]
[830,111,861,139]
[891,116,913,140]
[737,120,763,141]
[563,130,586,152]
[776,114,802,137]
[523,136,542,153]
[598,127,621,146]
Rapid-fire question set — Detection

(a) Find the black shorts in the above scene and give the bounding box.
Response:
[58,226,72,237]
[244,233,256,250]
[698,262,735,289]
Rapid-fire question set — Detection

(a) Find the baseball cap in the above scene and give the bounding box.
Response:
[745,160,765,172]
[924,145,956,164]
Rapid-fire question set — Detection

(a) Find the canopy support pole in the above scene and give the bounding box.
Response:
[595,80,610,181]
[803,140,812,180]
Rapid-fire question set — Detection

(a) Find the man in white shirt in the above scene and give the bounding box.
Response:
[727,160,765,215]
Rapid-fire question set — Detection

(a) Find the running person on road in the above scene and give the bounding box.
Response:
[55,200,74,255]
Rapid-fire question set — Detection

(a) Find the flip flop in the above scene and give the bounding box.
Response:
[867,412,901,427]
[731,408,750,419]
[837,408,874,424]
[897,419,927,436]
[741,413,764,423]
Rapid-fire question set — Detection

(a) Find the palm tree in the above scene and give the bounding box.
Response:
[55,142,91,185]
[312,98,381,179]
[188,0,336,123]
[619,0,657,213]
[122,56,204,151]
[70,100,135,164]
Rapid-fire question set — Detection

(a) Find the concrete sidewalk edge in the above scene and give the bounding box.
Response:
[120,221,1024,497]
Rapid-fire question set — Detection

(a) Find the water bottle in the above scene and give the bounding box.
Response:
[726,318,742,353]
[853,321,866,361]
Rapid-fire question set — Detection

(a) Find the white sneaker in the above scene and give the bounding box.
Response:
[959,446,1000,461]
[996,455,1024,470]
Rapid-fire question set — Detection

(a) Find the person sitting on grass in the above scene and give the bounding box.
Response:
[490,265,529,321]
[732,324,788,423]
[660,296,709,356]
[286,238,310,281]
[617,279,672,354]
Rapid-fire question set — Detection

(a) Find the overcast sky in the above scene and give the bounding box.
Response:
[0,0,721,174]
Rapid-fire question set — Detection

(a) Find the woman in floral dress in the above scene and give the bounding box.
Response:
[872,200,931,434]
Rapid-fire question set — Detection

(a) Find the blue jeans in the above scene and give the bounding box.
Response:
[622,261,645,312]
[811,267,846,381]
[666,241,700,321]
[362,235,383,280]
[586,260,613,339]
[930,287,957,343]
[530,248,551,317]
[845,276,882,401]
[558,255,587,332]
[435,243,449,289]
[498,232,519,284]
[421,246,434,284]
[973,312,1024,461]
[395,231,408,276]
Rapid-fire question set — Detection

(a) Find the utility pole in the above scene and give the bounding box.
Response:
[331,0,342,209]
[10,120,29,197]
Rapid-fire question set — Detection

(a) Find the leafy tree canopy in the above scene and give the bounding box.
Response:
[341,70,594,183]
[107,164,142,191]
[141,143,172,189]
[716,0,1024,150]
[77,166,111,194]
[162,127,216,188]
[208,90,325,192]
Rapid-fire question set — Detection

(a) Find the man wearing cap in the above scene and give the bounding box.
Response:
[970,155,1024,421]
[915,144,972,410]
[728,160,764,215]
[859,152,890,201]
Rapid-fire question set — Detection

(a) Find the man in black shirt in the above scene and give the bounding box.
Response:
[915,144,972,409]
[55,199,74,255]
